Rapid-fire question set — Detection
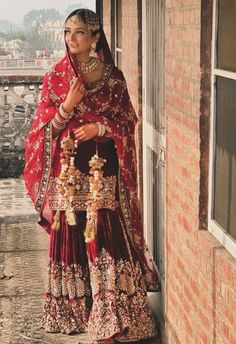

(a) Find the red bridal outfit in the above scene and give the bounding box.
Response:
[24,28,160,343]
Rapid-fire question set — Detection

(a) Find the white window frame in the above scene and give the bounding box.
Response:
[208,0,236,259]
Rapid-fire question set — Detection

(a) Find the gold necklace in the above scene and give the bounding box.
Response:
[77,57,99,74]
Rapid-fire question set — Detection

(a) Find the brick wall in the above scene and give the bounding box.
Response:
[165,1,236,343]
[102,1,236,343]
[102,0,111,48]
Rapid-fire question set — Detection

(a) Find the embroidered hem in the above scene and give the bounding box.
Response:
[40,249,157,341]
[87,249,157,341]
[39,294,90,334]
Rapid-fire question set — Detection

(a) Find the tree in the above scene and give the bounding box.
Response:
[5,32,27,41]
[0,20,11,34]
[23,9,62,31]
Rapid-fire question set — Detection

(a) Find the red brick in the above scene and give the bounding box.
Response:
[184,283,195,305]
[190,278,200,298]
[221,303,234,325]
[222,321,230,340]
[177,256,185,274]
[182,215,192,232]
[183,313,193,336]
[174,10,184,25]
[198,274,210,295]
[229,332,236,344]
[199,329,209,344]
[198,308,212,332]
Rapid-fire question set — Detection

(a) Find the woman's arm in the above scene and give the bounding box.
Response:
[51,79,86,140]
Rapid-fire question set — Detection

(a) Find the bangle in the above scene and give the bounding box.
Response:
[97,123,107,137]
[52,115,67,130]
[52,103,74,131]
[52,110,70,130]
[59,103,72,119]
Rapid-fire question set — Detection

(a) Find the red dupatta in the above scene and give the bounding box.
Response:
[24,26,160,290]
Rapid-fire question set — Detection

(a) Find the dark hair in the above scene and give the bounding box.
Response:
[65,9,100,36]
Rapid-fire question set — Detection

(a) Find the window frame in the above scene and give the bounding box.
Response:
[208,0,236,258]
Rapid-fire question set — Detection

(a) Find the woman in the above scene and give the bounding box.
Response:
[24,8,160,343]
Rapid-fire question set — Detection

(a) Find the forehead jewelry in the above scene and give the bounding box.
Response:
[72,9,100,32]
[84,9,100,31]
[69,15,79,24]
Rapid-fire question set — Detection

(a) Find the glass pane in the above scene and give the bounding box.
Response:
[217,0,236,72]
[116,0,122,48]
[145,0,164,131]
[213,76,236,240]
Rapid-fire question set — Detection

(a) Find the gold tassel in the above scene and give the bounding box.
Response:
[52,208,60,230]
[84,220,96,243]
[65,208,77,226]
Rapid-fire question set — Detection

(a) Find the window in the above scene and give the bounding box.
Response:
[113,0,122,69]
[209,0,236,258]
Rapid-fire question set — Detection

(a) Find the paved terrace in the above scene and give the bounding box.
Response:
[0,178,162,344]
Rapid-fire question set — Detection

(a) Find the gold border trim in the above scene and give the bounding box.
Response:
[35,121,52,212]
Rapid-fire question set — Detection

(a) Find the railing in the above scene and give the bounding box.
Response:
[0,58,60,70]
[0,77,43,177]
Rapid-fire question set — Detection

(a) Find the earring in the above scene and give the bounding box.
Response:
[89,42,98,58]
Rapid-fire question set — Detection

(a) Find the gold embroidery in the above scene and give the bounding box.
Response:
[35,122,52,212]
[88,249,157,341]
[41,249,157,340]
[47,259,91,298]
[48,174,118,212]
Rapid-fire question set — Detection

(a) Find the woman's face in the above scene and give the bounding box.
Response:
[64,16,98,56]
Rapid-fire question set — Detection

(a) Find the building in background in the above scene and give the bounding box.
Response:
[98,0,236,343]
[0,2,97,177]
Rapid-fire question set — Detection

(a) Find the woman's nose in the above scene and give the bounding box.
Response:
[69,32,76,41]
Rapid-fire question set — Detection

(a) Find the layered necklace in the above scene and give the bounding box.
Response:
[77,57,99,74]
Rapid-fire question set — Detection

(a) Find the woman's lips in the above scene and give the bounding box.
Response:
[69,43,78,48]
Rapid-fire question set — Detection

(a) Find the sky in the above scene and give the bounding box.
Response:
[0,0,95,24]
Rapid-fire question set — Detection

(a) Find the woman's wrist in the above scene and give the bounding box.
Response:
[96,123,107,137]
[62,102,74,114]
[52,103,73,130]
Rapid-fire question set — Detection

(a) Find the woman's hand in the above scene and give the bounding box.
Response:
[73,124,99,142]
[63,78,86,113]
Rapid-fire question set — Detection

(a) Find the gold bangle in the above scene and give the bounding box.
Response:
[97,123,106,136]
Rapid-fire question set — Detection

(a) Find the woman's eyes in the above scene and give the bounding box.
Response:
[64,30,85,35]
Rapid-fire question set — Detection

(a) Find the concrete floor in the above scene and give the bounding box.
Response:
[0,178,162,344]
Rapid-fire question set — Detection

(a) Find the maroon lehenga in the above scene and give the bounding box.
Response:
[24,37,160,341]
[39,138,157,341]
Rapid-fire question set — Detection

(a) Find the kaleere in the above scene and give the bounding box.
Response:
[52,131,80,229]
[84,154,106,242]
